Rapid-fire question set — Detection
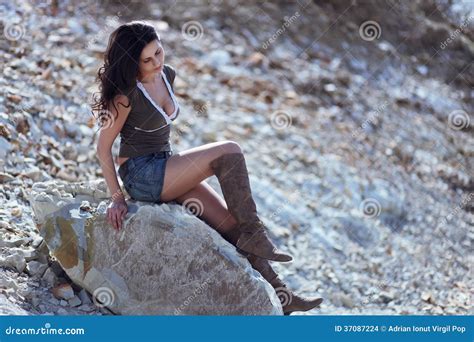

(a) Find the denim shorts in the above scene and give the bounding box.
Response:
[118,150,173,204]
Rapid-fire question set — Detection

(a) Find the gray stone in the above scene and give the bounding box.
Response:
[11,247,38,261]
[31,296,41,307]
[31,235,44,248]
[56,308,68,315]
[78,289,92,304]
[26,261,48,277]
[0,274,18,290]
[42,267,57,287]
[77,303,95,312]
[47,296,60,305]
[29,180,282,315]
[52,284,75,300]
[68,295,82,307]
[0,294,29,315]
[0,252,26,273]
[0,137,11,160]
[0,237,30,248]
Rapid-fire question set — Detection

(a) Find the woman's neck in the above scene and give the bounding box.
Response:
[138,72,157,84]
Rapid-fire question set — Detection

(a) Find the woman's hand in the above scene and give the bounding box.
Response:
[106,197,128,231]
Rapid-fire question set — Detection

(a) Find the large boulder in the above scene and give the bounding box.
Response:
[28,180,282,315]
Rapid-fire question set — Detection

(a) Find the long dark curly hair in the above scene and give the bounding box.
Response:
[91,20,160,128]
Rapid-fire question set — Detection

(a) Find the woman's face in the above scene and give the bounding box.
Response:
[137,39,165,80]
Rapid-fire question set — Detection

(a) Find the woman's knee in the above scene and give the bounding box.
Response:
[218,140,243,155]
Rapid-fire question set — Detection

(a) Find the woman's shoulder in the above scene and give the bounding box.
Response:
[163,64,176,86]
[121,83,141,102]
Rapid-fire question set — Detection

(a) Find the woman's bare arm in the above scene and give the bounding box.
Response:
[96,95,131,230]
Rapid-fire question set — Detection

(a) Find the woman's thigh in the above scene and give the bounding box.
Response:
[160,140,242,202]
[174,180,237,232]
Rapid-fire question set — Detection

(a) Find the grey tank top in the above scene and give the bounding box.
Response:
[118,64,180,158]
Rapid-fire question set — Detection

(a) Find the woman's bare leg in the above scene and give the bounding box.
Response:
[173,180,238,233]
[159,140,242,203]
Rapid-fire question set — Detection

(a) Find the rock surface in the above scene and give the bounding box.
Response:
[29,180,283,315]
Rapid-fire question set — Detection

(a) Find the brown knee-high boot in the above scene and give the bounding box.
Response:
[221,229,323,315]
[246,254,323,315]
[210,153,293,262]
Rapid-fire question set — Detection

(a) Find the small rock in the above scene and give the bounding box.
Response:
[52,283,75,300]
[0,137,11,160]
[59,299,68,306]
[378,291,395,304]
[47,296,60,305]
[12,247,38,261]
[68,295,82,307]
[0,172,14,183]
[77,303,95,312]
[11,207,22,217]
[22,167,45,182]
[26,261,48,277]
[31,296,41,307]
[78,289,92,304]
[0,237,30,248]
[421,292,435,304]
[0,274,18,289]
[79,200,93,212]
[56,308,68,315]
[31,235,44,248]
[0,252,26,273]
[338,293,354,308]
[42,267,57,287]
[17,287,33,299]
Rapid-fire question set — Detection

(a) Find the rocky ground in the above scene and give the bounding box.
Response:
[0,0,472,315]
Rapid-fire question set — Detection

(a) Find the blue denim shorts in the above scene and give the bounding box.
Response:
[118,150,173,204]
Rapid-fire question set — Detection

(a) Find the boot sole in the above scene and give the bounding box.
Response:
[283,298,323,315]
[238,246,293,262]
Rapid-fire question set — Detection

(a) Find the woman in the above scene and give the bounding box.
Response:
[93,20,322,315]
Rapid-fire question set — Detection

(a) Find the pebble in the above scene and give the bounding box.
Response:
[26,261,48,277]
[52,284,75,300]
[41,267,57,287]
[0,172,14,183]
[11,207,22,218]
[78,289,92,304]
[0,252,26,273]
[68,295,82,307]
